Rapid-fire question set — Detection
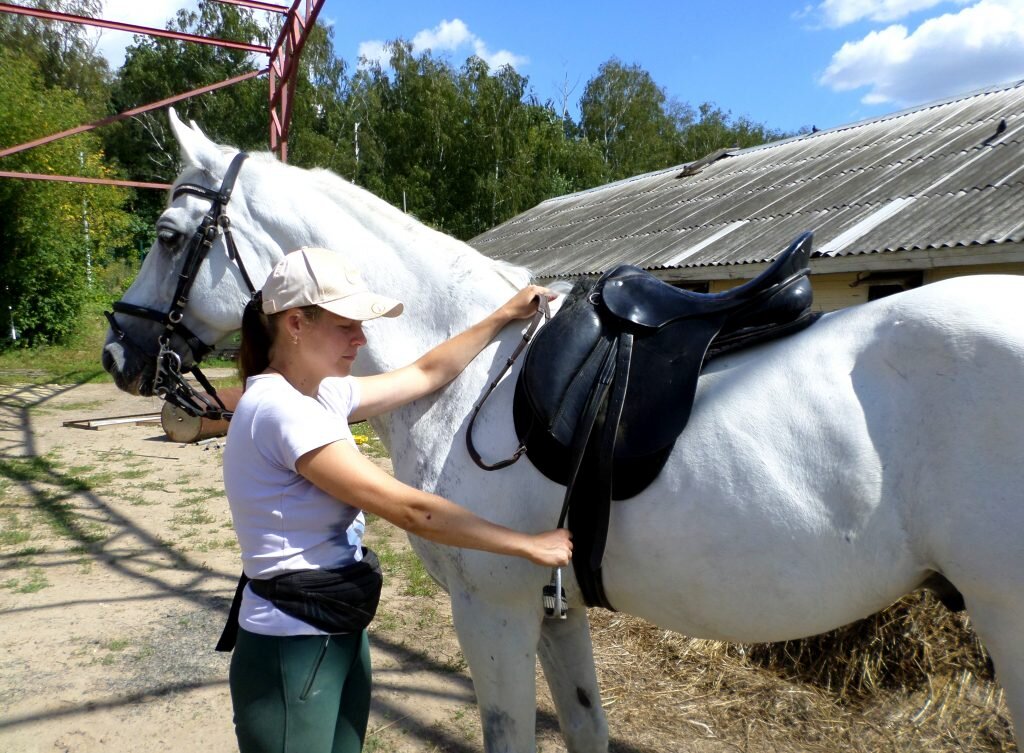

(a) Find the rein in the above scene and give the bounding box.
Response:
[465,295,550,470]
[105,152,255,419]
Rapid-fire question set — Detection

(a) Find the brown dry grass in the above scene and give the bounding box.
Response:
[588,592,1017,752]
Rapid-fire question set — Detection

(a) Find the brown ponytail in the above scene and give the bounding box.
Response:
[238,297,323,386]
[238,294,272,385]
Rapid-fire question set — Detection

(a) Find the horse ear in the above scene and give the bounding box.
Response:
[168,107,226,172]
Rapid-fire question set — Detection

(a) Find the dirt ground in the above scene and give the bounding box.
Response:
[0,380,672,753]
[2,380,1017,753]
[0,379,532,753]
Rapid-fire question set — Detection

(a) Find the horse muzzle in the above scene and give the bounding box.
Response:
[101,338,156,396]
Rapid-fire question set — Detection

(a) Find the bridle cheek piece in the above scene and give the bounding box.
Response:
[105,152,257,420]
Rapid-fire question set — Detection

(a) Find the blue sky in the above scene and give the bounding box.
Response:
[97,0,1024,134]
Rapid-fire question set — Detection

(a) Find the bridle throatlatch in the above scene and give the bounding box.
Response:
[105,152,256,420]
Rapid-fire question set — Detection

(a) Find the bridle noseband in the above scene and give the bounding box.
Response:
[105,152,256,419]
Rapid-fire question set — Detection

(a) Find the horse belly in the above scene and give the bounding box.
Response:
[598,305,924,642]
[600,276,1024,642]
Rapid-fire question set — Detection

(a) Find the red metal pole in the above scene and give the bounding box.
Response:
[0,0,327,181]
[211,0,290,14]
[0,171,171,190]
[0,69,266,159]
[0,2,271,55]
[267,0,325,162]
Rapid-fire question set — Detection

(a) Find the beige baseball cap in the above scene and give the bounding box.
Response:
[261,247,404,321]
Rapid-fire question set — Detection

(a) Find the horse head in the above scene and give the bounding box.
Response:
[102,109,282,400]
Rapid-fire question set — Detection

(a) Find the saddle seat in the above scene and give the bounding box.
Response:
[512,232,817,609]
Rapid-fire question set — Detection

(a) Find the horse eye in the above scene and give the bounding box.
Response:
[157,228,181,247]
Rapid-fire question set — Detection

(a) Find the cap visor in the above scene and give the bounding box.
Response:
[318,291,404,321]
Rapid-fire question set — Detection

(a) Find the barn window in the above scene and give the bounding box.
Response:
[868,283,907,301]
[675,281,710,293]
[851,271,923,301]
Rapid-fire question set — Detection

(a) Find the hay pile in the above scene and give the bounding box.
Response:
[587,593,1017,752]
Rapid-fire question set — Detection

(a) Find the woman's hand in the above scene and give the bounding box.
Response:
[499,285,556,322]
[524,528,573,567]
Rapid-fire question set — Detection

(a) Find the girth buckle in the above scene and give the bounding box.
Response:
[542,567,567,619]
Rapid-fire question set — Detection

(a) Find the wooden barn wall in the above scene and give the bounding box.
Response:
[706,262,1024,313]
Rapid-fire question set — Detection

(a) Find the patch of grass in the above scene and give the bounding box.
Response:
[30,399,105,414]
[375,542,438,598]
[34,490,107,543]
[193,536,239,553]
[171,505,216,527]
[132,480,172,492]
[350,421,388,458]
[2,566,49,593]
[369,605,400,632]
[175,489,223,507]
[0,455,108,545]
[439,653,468,675]
[0,513,31,546]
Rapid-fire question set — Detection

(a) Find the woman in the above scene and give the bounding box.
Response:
[220,246,571,753]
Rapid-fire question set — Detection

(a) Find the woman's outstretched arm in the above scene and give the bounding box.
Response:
[297,439,571,568]
[349,285,552,422]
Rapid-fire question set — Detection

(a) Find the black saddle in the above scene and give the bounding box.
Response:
[512,231,817,609]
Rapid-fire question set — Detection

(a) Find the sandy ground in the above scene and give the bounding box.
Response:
[0,380,514,753]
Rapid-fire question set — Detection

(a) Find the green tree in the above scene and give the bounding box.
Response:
[580,58,679,180]
[339,42,605,240]
[105,0,269,185]
[0,49,131,347]
[675,102,796,164]
[0,0,111,111]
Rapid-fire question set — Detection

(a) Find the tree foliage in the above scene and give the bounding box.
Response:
[0,0,111,110]
[581,58,679,178]
[0,49,131,347]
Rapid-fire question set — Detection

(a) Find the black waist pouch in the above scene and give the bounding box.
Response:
[215,548,383,652]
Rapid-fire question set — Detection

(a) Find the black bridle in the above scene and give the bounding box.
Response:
[105,152,257,420]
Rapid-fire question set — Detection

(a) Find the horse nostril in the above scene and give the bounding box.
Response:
[102,342,125,373]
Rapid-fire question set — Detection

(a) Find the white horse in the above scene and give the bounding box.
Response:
[103,111,1024,751]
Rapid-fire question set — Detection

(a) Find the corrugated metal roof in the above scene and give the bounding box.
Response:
[471,80,1024,277]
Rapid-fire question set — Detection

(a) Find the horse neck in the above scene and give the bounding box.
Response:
[249,160,528,437]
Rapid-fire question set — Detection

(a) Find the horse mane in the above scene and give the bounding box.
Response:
[293,158,532,288]
[177,147,533,291]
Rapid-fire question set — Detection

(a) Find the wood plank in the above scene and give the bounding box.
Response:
[63,413,162,431]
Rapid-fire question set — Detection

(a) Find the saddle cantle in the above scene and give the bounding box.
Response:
[512,231,817,609]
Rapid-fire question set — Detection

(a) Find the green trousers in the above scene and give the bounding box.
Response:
[229,627,372,753]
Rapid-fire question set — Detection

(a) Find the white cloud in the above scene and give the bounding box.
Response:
[357,18,528,72]
[815,0,970,26]
[819,0,1024,105]
[357,40,390,67]
[93,0,200,67]
[411,18,473,51]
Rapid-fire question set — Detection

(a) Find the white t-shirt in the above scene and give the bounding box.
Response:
[223,374,365,636]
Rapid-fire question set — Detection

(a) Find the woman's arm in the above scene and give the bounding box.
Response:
[296,440,572,567]
[350,285,552,422]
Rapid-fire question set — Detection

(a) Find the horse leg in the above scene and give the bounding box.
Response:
[537,608,609,753]
[958,595,1024,739]
[448,587,544,753]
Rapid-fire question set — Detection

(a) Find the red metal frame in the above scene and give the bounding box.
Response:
[0,0,326,188]
[0,2,272,54]
[268,0,325,162]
